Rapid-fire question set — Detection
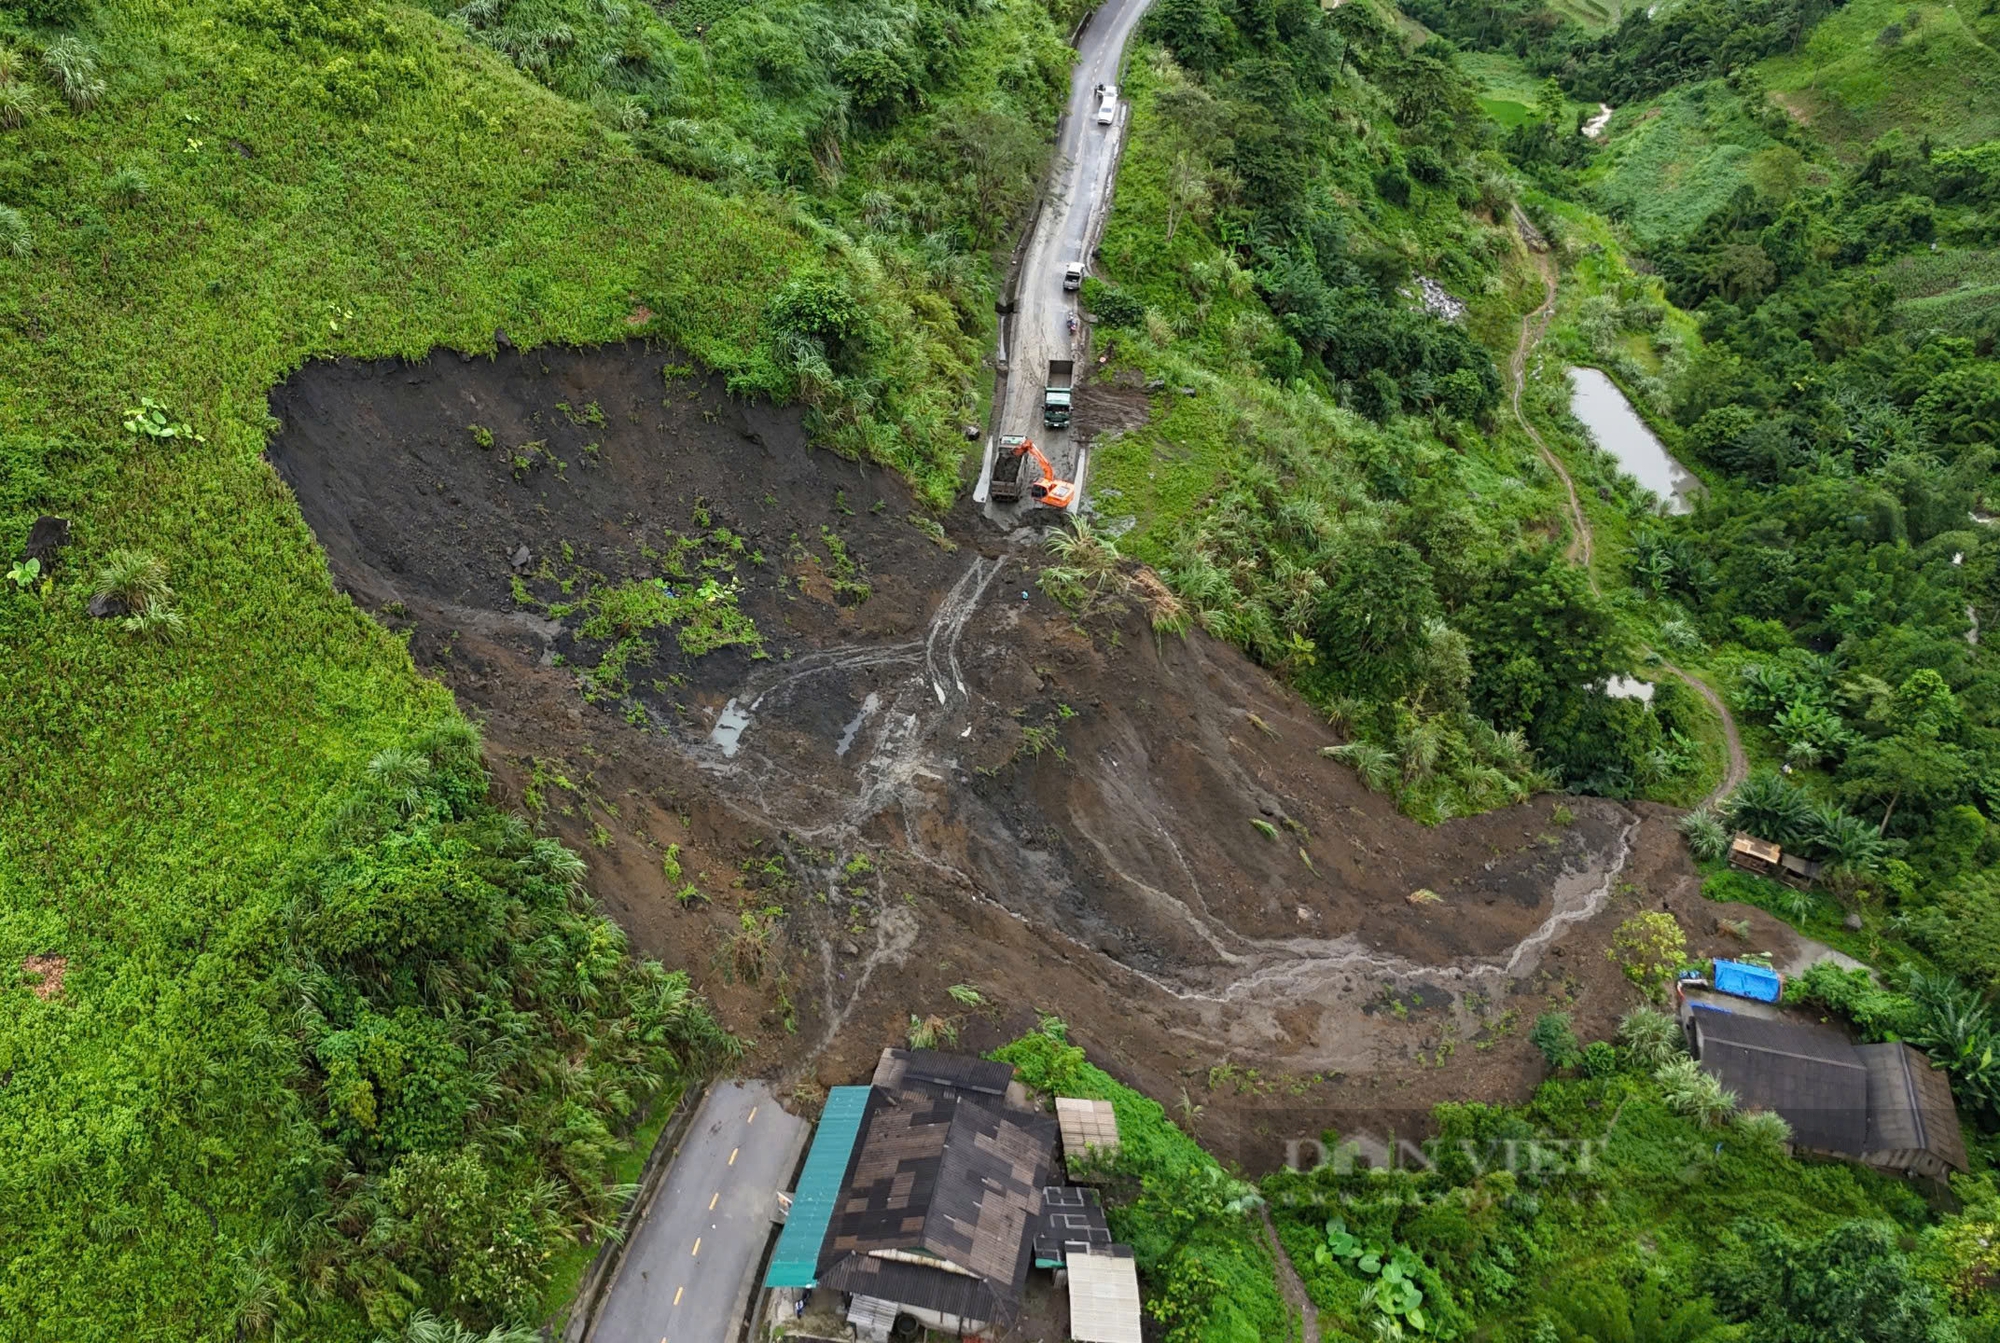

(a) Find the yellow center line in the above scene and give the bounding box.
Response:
[728,1147,739,1166]
[691,1237,701,1257]
[709,1192,719,1211]
[674,1286,684,1306]
[747,1106,757,1124]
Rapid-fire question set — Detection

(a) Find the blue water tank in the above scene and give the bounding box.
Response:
[1712,959,1782,1003]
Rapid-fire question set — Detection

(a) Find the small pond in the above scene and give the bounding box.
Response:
[1567,366,1701,515]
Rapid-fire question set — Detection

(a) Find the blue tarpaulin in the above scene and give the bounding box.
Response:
[1713,959,1782,1003]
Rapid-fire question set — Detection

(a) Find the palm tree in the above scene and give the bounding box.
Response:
[1806,803,1890,882]
[1722,772,1814,846]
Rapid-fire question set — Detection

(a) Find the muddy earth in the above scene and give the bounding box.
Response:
[268,343,1818,1168]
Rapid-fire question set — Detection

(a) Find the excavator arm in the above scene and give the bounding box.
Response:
[1013,438,1077,510]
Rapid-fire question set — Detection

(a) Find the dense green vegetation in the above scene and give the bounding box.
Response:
[1081,0,1711,817]
[5,0,1999,1332]
[996,1021,1290,1343]
[0,0,1069,1337]
[1265,1004,2000,1341]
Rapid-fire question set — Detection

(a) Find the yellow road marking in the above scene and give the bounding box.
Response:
[747,1107,757,1124]
[674,1286,684,1306]
[691,1237,701,1257]
[709,1192,719,1211]
[728,1147,739,1166]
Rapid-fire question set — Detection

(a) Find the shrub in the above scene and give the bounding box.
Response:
[1736,1108,1793,1150]
[106,166,148,206]
[1618,1006,1685,1068]
[1081,275,1146,327]
[0,205,30,258]
[768,271,865,345]
[12,0,89,23]
[1581,1039,1619,1078]
[1678,807,1729,863]
[1608,912,1689,1005]
[1531,1011,1583,1071]
[0,79,41,131]
[93,548,183,639]
[1655,1056,1736,1127]
[42,38,105,111]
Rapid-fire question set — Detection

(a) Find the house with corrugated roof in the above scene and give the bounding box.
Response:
[1687,1008,1966,1178]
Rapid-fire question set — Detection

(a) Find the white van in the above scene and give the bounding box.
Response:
[1095,84,1118,126]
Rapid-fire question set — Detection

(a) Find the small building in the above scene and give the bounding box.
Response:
[1687,1009,1967,1178]
[873,1046,1028,1107]
[1067,1247,1143,1343]
[1779,852,1825,891]
[1728,833,1783,879]
[1034,1185,1113,1271]
[1728,833,1823,890]
[1056,1097,1121,1172]
[1689,1010,1869,1153]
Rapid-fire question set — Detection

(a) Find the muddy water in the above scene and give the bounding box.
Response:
[1568,366,1699,514]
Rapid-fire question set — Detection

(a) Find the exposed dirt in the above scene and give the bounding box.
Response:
[267,341,1821,1171]
[20,954,65,1001]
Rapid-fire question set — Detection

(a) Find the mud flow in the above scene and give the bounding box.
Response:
[268,343,1802,1166]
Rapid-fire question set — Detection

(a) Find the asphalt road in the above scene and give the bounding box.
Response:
[588,1081,807,1343]
[978,0,1155,517]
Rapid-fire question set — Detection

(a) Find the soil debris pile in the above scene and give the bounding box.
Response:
[268,342,1811,1163]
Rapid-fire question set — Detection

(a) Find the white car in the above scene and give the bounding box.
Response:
[1095,84,1118,126]
[1063,261,1084,291]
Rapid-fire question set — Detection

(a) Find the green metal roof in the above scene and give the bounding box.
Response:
[764,1085,871,1289]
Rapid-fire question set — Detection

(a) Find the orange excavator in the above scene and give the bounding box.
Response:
[988,435,1076,509]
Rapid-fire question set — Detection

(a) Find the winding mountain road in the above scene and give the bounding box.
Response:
[976,0,1156,516]
[1508,210,1746,810]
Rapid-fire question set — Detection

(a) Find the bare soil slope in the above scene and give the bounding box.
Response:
[268,343,1813,1166]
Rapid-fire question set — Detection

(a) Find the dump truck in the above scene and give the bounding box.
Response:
[1044,359,1074,430]
[989,434,1029,503]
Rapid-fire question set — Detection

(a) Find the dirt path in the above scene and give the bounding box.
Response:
[1509,207,1592,580]
[1508,208,1746,811]
[1262,1207,1321,1343]
[1661,660,1749,810]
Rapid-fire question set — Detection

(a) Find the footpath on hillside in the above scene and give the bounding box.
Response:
[1507,209,1747,811]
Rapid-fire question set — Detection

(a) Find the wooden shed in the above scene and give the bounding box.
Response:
[1728,834,1783,879]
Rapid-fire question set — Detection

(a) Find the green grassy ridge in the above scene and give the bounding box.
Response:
[1457,50,1599,129]
[1760,0,2000,155]
[1585,80,1802,248]
[1079,5,1721,815]
[0,0,1040,1335]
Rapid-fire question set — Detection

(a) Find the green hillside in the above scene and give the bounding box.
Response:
[1761,0,2000,153]
[0,0,1062,1337]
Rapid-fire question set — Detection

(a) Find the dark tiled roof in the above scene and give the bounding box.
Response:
[1034,1185,1112,1265]
[1691,1013,1868,1153]
[872,1047,1016,1098]
[1858,1042,1969,1171]
[817,1253,1000,1323]
[820,1088,1056,1303]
